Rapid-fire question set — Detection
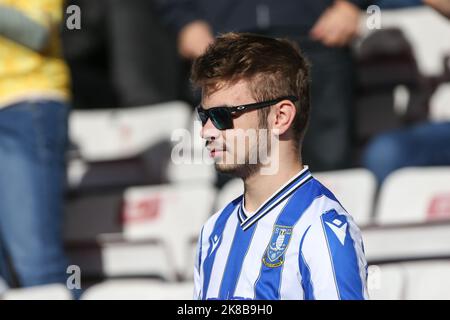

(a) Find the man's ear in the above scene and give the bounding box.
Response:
[270,100,297,136]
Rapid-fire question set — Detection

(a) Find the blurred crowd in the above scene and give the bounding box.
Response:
[0,0,449,298]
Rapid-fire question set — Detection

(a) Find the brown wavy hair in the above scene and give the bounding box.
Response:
[191,32,311,148]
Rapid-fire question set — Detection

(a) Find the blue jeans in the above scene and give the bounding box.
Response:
[363,122,450,184]
[0,100,69,287]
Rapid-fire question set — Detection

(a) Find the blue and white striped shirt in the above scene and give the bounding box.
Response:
[194,167,368,300]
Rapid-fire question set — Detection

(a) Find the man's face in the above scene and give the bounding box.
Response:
[200,81,271,178]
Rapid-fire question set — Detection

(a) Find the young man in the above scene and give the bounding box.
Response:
[192,33,368,300]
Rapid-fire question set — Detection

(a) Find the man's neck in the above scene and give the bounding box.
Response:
[243,160,304,214]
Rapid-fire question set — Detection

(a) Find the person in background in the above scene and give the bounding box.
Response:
[375,0,423,8]
[62,0,179,109]
[363,122,450,184]
[159,0,373,173]
[424,0,450,18]
[363,0,450,185]
[0,0,70,289]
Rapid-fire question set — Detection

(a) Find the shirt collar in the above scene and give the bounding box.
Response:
[238,166,312,231]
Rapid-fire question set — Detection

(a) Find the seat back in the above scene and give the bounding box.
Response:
[376,167,450,225]
[122,183,216,277]
[315,169,377,227]
[69,101,191,161]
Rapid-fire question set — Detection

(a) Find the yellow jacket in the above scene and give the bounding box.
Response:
[0,0,70,108]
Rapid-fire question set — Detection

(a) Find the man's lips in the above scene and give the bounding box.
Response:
[207,146,225,157]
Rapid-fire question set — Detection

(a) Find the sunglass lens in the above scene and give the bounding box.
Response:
[210,108,233,130]
[197,109,208,126]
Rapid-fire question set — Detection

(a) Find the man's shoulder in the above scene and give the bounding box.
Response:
[303,177,362,234]
[308,176,343,206]
[300,177,351,219]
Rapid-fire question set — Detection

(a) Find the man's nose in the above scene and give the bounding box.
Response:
[200,118,221,140]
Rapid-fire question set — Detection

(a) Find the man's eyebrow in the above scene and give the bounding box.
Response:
[201,103,233,109]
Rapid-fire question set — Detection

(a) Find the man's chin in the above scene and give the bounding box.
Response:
[214,162,238,174]
[214,162,260,179]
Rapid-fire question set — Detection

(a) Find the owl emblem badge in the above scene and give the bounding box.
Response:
[262,225,293,268]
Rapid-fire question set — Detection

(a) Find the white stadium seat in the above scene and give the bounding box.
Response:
[368,260,450,300]
[367,264,405,300]
[122,183,216,279]
[65,183,216,281]
[403,260,450,299]
[363,222,450,264]
[67,101,195,190]
[81,280,193,300]
[359,7,450,77]
[366,168,450,269]
[2,284,72,300]
[69,101,192,161]
[376,167,450,225]
[314,169,377,227]
[68,234,178,281]
[429,83,450,122]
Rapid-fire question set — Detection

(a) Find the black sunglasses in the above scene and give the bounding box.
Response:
[196,95,298,130]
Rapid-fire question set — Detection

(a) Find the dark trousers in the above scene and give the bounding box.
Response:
[63,0,179,109]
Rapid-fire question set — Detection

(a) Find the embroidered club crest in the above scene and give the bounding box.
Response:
[262,225,293,268]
